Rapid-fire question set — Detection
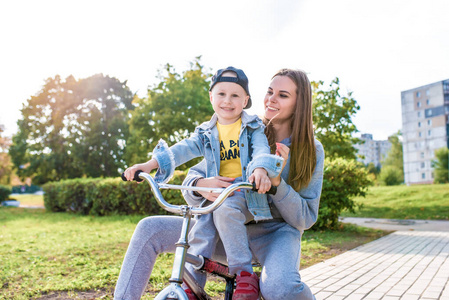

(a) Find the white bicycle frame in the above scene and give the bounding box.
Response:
[137,172,255,300]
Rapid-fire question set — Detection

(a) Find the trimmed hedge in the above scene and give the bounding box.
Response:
[0,185,11,201]
[42,161,372,230]
[43,171,187,216]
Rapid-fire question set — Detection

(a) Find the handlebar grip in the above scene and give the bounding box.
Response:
[251,182,277,195]
[121,170,143,182]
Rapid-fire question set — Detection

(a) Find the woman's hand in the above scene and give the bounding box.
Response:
[271,143,290,186]
[195,176,235,202]
[123,159,159,181]
[248,168,271,194]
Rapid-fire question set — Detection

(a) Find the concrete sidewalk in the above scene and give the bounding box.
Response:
[340,217,449,232]
[301,219,449,299]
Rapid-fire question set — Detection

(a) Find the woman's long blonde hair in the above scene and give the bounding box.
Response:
[264,69,316,191]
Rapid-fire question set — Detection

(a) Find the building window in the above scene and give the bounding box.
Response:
[422,173,425,179]
[426,99,430,105]
[418,111,421,117]
[421,162,425,168]
[417,101,421,108]
[418,122,421,127]
[421,152,424,158]
[426,89,430,95]
[444,82,449,92]
[419,132,422,137]
[416,92,421,97]
[428,130,432,136]
[428,120,432,126]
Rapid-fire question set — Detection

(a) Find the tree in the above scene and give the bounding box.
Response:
[312,78,361,160]
[9,74,133,184]
[311,78,376,228]
[366,162,380,176]
[364,162,380,183]
[383,132,404,171]
[378,131,404,185]
[433,147,449,184]
[68,74,134,178]
[125,57,214,166]
[0,125,12,185]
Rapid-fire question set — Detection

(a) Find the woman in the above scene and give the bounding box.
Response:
[114,69,324,300]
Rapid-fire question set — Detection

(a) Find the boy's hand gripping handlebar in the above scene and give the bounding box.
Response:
[121,170,276,215]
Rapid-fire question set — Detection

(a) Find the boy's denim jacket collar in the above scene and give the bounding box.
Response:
[151,111,283,221]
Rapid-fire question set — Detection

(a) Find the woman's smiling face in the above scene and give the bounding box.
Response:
[264,75,297,123]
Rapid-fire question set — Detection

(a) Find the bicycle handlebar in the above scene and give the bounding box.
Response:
[121,171,277,215]
[121,170,143,182]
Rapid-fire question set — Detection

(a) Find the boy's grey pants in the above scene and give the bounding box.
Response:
[114,216,315,300]
[185,189,254,287]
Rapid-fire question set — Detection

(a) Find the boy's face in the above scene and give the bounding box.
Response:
[210,73,249,125]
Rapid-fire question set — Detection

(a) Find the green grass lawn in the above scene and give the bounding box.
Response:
[9,193,45,207]
[0,207,387,299]
[4,183,447,298]
[0,208,141,299]
[340,183,449,220]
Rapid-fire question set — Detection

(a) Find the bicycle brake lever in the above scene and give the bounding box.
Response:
[251,182,277,195]
[121,170,143,182]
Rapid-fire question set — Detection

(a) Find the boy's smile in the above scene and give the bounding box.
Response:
[210,81,249,125]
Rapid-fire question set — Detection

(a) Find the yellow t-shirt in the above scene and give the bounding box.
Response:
[217,119,242,178]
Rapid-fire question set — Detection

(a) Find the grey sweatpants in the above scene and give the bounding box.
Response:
[186,189,255,285]
[114,215,314,300]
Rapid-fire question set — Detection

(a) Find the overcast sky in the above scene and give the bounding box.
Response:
[1,0,449,140]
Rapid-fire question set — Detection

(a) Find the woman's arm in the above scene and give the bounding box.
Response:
[270,140,325,231]
[246,125,284,192]
[269,143,290,186]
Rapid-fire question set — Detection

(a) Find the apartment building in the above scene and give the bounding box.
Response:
[355,133,391,168]
[401,79,449,184]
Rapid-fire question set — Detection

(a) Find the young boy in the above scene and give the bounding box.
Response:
[123,67,283,300]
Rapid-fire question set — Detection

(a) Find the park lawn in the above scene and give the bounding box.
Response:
[0,207,387,300]
[0,207,141,300]
[340,183,449,220]
[9,193,45,207]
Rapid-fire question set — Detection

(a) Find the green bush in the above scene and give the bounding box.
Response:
[314,158,372,230]
[43,178,102,213]
[0,185,12,201]
[42,162,372,230]
[378,166,403,186]
[42,171,187,216]
[433,147,449,184]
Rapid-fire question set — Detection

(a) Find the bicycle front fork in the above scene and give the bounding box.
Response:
[155,207,192,300]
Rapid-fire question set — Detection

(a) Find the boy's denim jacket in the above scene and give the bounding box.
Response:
[151,111,284,221]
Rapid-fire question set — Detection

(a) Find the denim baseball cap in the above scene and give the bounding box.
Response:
[209,66,252,109]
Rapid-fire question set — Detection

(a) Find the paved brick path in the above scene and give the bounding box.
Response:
[302,231,449,299]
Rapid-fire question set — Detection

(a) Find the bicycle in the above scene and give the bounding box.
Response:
[122,170,276,300]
